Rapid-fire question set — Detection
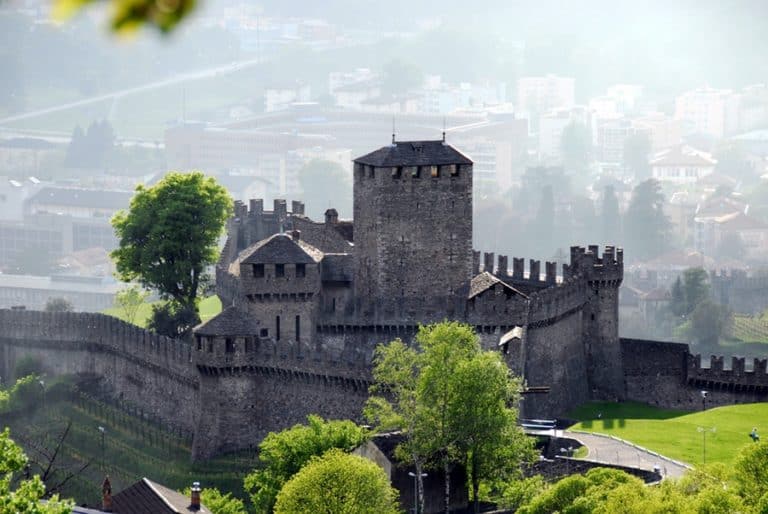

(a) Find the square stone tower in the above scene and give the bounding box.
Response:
[352,139,473,320]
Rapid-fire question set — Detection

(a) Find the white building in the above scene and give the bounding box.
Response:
[517,75,575,120]
[650,145,716,184]
[632,113,682,152]
[595,118,649,164]
[674,87,739,138]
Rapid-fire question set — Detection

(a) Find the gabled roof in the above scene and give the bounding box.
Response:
[354,140,473,167]
[650,145,716,167]
[194,306,261,336]
[239,233,323,264]
[716,212,768,231]
[468,272,527,299]
[111,478,211,514]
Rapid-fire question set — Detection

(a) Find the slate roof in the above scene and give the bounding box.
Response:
[238,233,324,265]
[468,272,527,299]
[194,306,261,336]
[111,478,211,514]
[354,140,473,167]
[29,187,133,210]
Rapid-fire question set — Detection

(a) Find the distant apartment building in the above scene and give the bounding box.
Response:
[332,81,382,110]
[537,107,588,163]
[632,112,682,152]
[594,118,649,163]
[517,75,575,122]
[0,138,58,175]
[588,84,644,120]
[328,68,377,95]
[420,77,507,114]
[650,145,716,184]
[674,87,739,138]
[693,195,768,261]
[0,274,121,311]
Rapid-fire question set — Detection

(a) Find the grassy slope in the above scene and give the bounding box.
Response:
[569,402,768,466]
[103,295,222,327]
[5,396,253,506]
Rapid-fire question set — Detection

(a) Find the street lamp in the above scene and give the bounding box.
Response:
[38,380,45,410]
[98,426,106,470]
[697,426,716,465]
[700,390,708,411]
[408,471,428,514]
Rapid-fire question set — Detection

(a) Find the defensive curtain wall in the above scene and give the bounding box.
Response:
[1,290,767,459]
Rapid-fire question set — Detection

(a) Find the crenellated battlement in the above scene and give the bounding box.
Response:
[687,353,768,392]
[566,245,623,283]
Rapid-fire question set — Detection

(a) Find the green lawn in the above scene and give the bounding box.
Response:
[569,402,768,466]
[103,295,222,327]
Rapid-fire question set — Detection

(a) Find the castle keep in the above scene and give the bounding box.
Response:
[0,140,766,460]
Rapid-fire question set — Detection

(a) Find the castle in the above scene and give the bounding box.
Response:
[0,139,766,460]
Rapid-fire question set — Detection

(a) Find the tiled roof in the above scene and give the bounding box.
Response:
[238,233,324,264]
[354,140,473,167]
[716,212,768,231]
[650,146,716,167]
[194,306,261,336]
[29,187,133,210]
[111,478,211,514]
[468,272,527,299]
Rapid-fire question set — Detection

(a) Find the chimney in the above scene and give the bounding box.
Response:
[102,476,112,512]
[325,208,338,224]
[190,481,201,511]
[291,229,301,241]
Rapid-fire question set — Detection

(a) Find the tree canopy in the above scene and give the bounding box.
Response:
[243,415,368,513]
[111,171,232,321]
[623,179,671,261]
[273,449,400,514]
[0,428,73,514]
[623,133,651,180]
[365,322,534,514]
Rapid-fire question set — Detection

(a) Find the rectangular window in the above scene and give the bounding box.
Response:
[253,263,264,277]
[412,166,422,178]
[225,338,235,353]
[406,166,419,178]
[275,264,285,277]
[444,164,458,177]
[392,167,402,178]
[295,315,301,341]
[276,316,281,341]
[430,165,439,178]
[295,263,306,277]
[331,298,336,312]
[260,328,269,338]
[367,165,375,178]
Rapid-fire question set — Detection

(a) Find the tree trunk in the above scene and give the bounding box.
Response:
[443,457,451,514]
[416,460,425,514]
[472,452,480,514]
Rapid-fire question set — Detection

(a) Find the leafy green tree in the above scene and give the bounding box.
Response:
[111,172,232,328]
[181,486,246,514]
[561,121,591,173]
[623,179,671,261]
[298,160,352,220]
[44,297,73,312]
[0,427,73,513]
[623,133,651,180]
[689,301,731,347]
[243,415,368,513]
[733,440,768,505]
[365,322,532,514]
[146,302,198,338]
[601,184,621,244]
[114,285,149,325]
[682,267,710,315]
[670,276,686,318]
[273,449,400,514]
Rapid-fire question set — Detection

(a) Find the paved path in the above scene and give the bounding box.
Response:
[565,431,692,479]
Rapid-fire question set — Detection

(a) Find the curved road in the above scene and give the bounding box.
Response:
[566,431,691,479]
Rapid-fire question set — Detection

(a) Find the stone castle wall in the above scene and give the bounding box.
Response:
[0,310,199,437]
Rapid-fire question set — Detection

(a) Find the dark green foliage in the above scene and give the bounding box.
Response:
[681,267,710,315]
[14,356,44,380]
[64,120,115,169]
[146,302,199,339]
[180,486,246,514]
[381,58,423,97]
[689,300,731,347]
[623,179,671,261]
[670,276,686,317]
[243,415,368,513]
[44,297,74,312]
[622,133,651,180]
